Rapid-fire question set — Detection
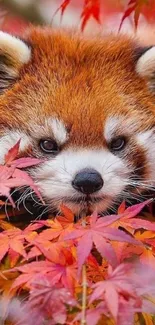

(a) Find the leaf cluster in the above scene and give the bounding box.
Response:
[0,142,155,325]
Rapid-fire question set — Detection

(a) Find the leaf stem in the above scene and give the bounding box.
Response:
[81,264,87,325]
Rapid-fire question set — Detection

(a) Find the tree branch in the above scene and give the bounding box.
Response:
[81,264,87,325]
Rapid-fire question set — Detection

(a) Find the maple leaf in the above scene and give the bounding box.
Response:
[0,165,17,207]
[112,241,143,263]
[25,221,73,261]
[2,278,76,325]
[25,275,76,325]
[56,204,75,226]
[0,220,15,231]
[5,139,43,169]
[57,0,101,31]
[0,228,26,262]
[135,230,155,247]
[81,0,101,31]
[134,231,155,269]
[32,245,78,292]
[119,0,148,31]
[34,219,65,243]
[9,157,43,169]
[26,219,71,260]
[55,0,71,18]
[112,200,154,234]
[65,212,140,274]
[8,248,20,268]
[74,302,108,325]
[119,0,136,31]
[10,261,55,293]
[27,240,61,260]
[0,164,43,207]
[89,263,139,321]
[0,223,43,264]
[89,263,155,323]
[38,211,74,242]
[4,140,20,165]
[11,248,77,294]
[0,140,44,207]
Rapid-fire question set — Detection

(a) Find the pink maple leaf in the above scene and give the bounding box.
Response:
[112,200,155,234]
[89,263,155,323]
[11,248,77,294]
[26,275,76,325]
[0,140,44,206]
[0,277,76,325]
[65,212,140,274]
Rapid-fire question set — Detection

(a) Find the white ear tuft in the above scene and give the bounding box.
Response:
[136,46,155,78]
[0,32,31,94]
[0,31,31,66]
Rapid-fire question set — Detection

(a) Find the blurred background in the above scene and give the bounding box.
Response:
[0,0,155,40]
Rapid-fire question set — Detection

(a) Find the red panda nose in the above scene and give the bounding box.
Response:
[72,168,104,195]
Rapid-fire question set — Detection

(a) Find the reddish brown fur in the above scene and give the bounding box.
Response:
[0,27,155,148]
[0,27,155,213]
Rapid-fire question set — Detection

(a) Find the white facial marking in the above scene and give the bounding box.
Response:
[50,118,68,144]
[136,47,155,78]
[104,116,119,141]
[136,128,155,184]
[136,129,154,145]
[0,131,30,164]
[104,115,142,142]
[32,148,130,214]
[0,31,31,65]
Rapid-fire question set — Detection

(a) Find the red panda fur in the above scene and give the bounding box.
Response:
[0,26,155,148]
[0,27,155,215]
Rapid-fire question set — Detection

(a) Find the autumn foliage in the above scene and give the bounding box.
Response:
[1,1,155,36]
[0,142,154,325]
[57,0,155,31]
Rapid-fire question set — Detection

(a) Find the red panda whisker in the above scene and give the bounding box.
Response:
[35,206,52,220]
[127,180,155,190]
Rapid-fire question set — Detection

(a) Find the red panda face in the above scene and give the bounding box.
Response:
[0,27,155,216]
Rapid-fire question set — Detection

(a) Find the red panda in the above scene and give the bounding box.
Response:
[0,26,155,217]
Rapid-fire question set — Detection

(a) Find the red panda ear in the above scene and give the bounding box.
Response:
[136,46,155,79]
[0,31,31,94]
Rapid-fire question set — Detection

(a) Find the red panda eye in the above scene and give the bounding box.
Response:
[110,137,126,152]
[39,139,59,154]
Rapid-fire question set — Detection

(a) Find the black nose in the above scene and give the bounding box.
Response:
[72,168,104,194]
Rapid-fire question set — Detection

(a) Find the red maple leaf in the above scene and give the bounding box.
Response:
[53,0,71,23]
[0,140,44,206]
[65,212,140,273]
[119,0,148,31]
[81,0,101,31]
